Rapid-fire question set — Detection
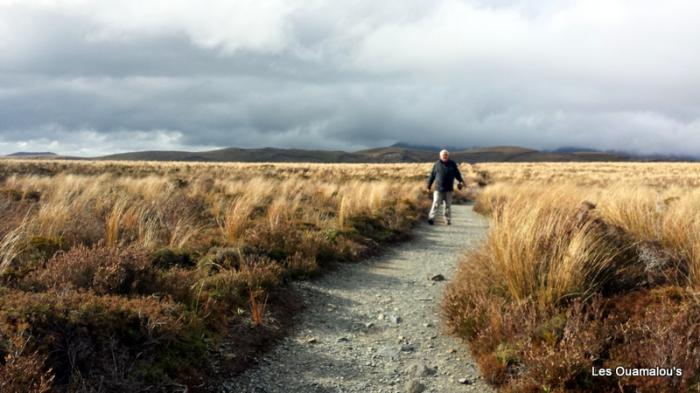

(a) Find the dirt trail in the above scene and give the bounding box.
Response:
[223,205,492,393]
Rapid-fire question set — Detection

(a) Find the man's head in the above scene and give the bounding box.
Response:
[439,149,449,162]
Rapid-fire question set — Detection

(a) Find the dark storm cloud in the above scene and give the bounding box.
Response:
[1,0,700,156]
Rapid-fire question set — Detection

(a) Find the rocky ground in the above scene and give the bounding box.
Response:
[222,205,492,393]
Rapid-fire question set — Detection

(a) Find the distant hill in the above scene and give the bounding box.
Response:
[389,142,471,151]
[6,152,58,157]
[100,147,367,163]
[551,146,601,154]
[95,144,694,163]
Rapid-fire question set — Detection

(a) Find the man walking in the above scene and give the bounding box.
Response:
[427,149,465,225]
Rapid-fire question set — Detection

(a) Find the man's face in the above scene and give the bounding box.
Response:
[440,152,449,162]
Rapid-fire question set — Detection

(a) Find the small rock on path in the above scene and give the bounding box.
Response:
[223,205,492,393]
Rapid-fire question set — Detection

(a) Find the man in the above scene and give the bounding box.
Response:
[426,149,464,225]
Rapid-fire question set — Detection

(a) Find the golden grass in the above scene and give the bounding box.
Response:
[218,195,255,244]
[461,185,633,308]
[446,162,700,392]
[0,160,454,268]
[249,290,268,327]
[474,166,700,290]
[476,161,700,189]
[1,158,482,391]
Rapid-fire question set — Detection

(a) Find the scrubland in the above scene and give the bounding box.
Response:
[445,162,700,393]
[0,159,485,392]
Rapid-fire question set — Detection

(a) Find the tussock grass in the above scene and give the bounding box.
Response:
[447,163,700,392]
[476,162,700,189]
[0,159,476,391]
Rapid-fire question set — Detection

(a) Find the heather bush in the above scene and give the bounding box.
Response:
[157,267,203,304]
[602,288,700,392]
[447,285,700,392]
[0,333,55,393]
[197,246,250,273]
[245,221,314,263]
[150,247,197,269]
[0,290,207,391]
[23,244,157,295]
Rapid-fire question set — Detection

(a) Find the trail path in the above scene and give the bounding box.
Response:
[224,205,492,393]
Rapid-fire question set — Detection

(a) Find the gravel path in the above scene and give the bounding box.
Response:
[223,205,492,393]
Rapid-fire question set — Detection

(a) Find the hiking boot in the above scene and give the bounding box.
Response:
[428,218,434,225]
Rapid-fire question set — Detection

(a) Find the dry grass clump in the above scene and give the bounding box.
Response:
[0,159,451,391]
[476,162,700,189]
[474,180,700,289]
[463,189,640,309]
[446,164,700,392]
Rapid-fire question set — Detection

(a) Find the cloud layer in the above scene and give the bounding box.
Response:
[1,0,700,156]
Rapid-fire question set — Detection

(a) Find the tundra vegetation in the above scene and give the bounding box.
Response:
[445,162,700,393]
[0,159,486,392]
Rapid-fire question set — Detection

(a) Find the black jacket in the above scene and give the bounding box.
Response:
[427,159,464,192]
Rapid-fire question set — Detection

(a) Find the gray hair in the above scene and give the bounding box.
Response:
[439,149,449,156]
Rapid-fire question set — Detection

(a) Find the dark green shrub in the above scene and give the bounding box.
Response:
[23,190,41,202]
[0,189,22,202]
[198,255,282,309]
[172,178,188,188]
[199,246,249,272]
[150,247,196,269]
[346,214,396,242]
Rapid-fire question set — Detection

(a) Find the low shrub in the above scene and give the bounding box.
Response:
[0,333,55,393]
[150,247,196,269]
[0,289,208,391]
[346,214,397,243]
[23,244,157,295]
[197,255,282,315]
[447,287,700,392]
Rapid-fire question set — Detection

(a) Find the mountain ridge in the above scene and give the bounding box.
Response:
[6,152,58,157]
[2,145,695,163]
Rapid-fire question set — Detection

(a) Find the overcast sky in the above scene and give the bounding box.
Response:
[1,0,700,156]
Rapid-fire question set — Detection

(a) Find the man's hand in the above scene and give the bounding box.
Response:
[457,182,464,190]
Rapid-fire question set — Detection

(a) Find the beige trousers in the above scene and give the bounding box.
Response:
[429,191,453,220]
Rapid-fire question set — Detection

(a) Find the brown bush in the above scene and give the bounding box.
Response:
[479,352,509,385]
[0,289,207,391]
[447,285,700,392]
[0,333,54,393]
[196,255,282,318]
[24,244,158,295]
[603,288,700,393]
